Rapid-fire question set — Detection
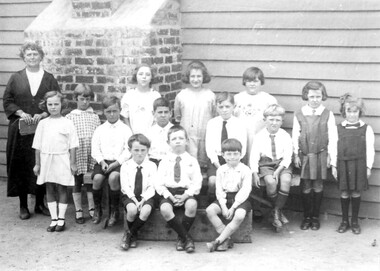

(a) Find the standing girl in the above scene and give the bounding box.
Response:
[66,84,101,224]
[331,94,374,234]
[121,63,161,135]
[174,60,216,168]
[33,91,79,232]
[234,67,277,162]
[292,81,337,231]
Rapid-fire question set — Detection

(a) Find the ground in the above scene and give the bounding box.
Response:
[0,181,379,271]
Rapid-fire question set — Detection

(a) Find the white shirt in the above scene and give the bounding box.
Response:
[26,67,44,96]
[120,88,161,135]
[216,163,252,208]
[250,128,293,173]
[292,104,337,157]
[120,158,157,200]
[206,116,247,164]
[146,122,173,161]
[330,120,375,169]
[91,120,132,165]
[155,152,202,199]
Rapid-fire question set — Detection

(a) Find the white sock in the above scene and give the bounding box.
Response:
[47,202,58,226]
[72,193,83,218]
[58,203,68,226]
[87,191,95,216]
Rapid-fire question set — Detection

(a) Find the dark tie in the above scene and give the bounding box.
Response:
[174,156,181,183]
[269,134,277,160]
[134,166,143,200]
[346,122,360,128]
[221,120,228,144]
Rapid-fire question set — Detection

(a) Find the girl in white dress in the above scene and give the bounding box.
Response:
[33,91,79,232]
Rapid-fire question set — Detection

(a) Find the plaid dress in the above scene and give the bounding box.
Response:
[66,108,101,179]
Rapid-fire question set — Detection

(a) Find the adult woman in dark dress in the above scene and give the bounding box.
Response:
[3,41,60,219]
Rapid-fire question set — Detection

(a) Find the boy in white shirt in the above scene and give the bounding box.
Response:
[250,104,293,229]
[91,95,132,227]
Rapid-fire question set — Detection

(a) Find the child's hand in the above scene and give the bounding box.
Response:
[105,161,120,174]
[367,168,372,179]
[175,193,189,205]
[226,207,235,220]
[33,165,40,176]
[294,156,301,168]
[221,205,229,218]
[100,161,108,173]
[137,198,145,211]
[70,164,77,175]
[272,168,282,182]
[252,173,260,188]
[331,166,338,181]
[169,195,181,206]
[31,113,43,124]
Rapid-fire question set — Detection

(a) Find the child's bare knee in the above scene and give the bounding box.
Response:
[160,203,174,220]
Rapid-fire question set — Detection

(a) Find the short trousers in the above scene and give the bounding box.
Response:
[159,187,197,208]
[212,192,252,212]
[92,160,121,179]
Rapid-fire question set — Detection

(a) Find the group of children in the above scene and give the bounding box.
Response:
[30,60,375,253]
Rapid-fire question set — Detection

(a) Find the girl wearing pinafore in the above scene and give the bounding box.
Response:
[292,81,337,231]
[331,94,374,234]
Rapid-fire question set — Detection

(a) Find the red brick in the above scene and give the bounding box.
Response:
[170,29,180,36]
[152,57,163,64]
[171,81,182,91]
[86,48,103,56]
[57,75,73,83]
[165,74,177,83]
[159,84,170,93]
[65,48,83,56]
[86,67,105,75]
[55,58,72,65]
[158,66,170,74]
[165,56,173,64]
[159,47,171,54]
[157,29,169,35]
[76,76,94,83]
[97,57,115,65]
[164,37,175,45]
[171,63,182,72]
[75,58,94,65]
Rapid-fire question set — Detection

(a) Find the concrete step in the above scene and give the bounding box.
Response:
[123,208,252,243]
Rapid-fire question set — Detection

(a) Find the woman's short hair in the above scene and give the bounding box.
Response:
[182,60,211,84]
[301,81,328,101]
[19,41,45,60]
[130,63,155,87]
[216,91,235,105]
[39,91,66,112]
[221,138,242,153]
[263,104,285,118]
[128,133,151,149]
[73,84,94,100]
[102,94,121,109]
[339,93,365,118]
[242,67,265,86]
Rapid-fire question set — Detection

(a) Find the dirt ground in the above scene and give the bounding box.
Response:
[0,181,379,271]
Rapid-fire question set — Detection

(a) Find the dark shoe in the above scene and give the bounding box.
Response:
[92,206,102,224]
[310,217,320,230]
[47,219,58,232]
[108,210,119,227]
[206,240,220,253]
[130,234,137,248]
[300,217,311,230]
[55,219,66,232]
[120,231,131,251]
[88,208,95,219]
[184,236,195,253]
[216,239,228,251]
[272,209,283,228]
[34,205,50,216]
[279,210,289,224]
[75,210,85,224]
[351,222,361,235]
[19,207,30,220]
[176,237,185,251]
[337,221,350,233]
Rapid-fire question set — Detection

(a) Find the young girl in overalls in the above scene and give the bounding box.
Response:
[292,81,337,230]
[331,94,374,234]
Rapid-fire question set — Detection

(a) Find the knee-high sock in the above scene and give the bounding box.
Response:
[19,193,28,209]
[130,217,145,236]
[182,215,195,233]
[35,184,46,207]
[93,189,102,207]
[72,192,82,212]
[276,190,288,209]
[312,191,323,218]
[110,190,120,213]
[208,214,226,234]
[47,201,58,220]
[351,196,361,224]
[340,197,350,222]
[87,191,95,213]
[302,192,312,218]
[167,216,188,240]
[268,193,278,208]
[58,203,68,219]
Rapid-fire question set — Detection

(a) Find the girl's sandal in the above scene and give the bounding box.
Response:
[75,210,85,224]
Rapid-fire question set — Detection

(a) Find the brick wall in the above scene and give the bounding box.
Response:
[25,0,182,113]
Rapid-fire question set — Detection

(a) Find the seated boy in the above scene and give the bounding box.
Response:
[250,104,293,229]
[120,134,157,250]
[146,97,173,167]
[206,92,247,202]
[91,95,132,226]
[206,138,252,252]
[155,125,202,253]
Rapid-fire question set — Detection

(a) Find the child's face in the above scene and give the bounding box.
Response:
[46,95,62,117]
[216,100,234,120]
[265,115,283,134]
[168,130,187,155]
[130,141,148,165]
[244,78,262,95]
[307,89,323,109]
[222,151,241,168]
[345,106,360,123]
[77,95,91,111]
[154,106,171,127]
[189,69,203,89]
[104,103,121,124]
[136,66,152,88]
